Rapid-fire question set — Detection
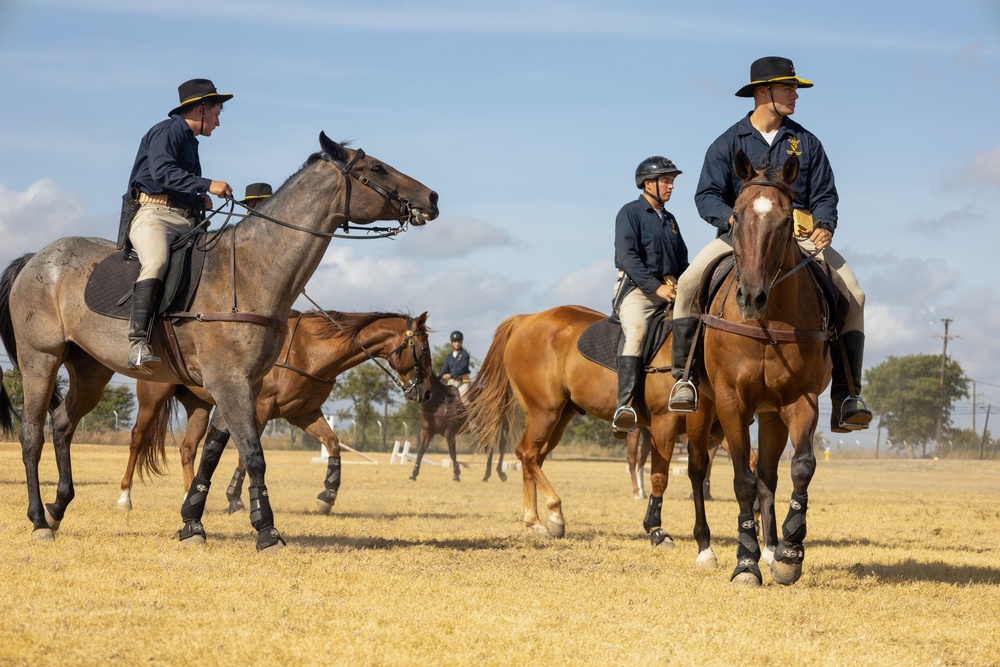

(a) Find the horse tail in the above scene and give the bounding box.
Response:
[0,369,15,439]
[463,314,528,454]
[136,395,175,480]
[0,253,64,413]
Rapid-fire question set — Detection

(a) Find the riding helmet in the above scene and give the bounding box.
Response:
[634,156,682,188]
[450,331,464,343]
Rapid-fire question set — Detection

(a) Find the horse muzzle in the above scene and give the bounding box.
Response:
[736,284,769,320]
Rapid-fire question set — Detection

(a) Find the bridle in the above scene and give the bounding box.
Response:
[730,179,817,289]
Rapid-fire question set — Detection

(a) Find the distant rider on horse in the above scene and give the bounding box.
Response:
[611,157,689,435]
[439,330,472,400]
[668,57,872,433]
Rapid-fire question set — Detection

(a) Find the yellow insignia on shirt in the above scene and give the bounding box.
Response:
[786,138,802,156]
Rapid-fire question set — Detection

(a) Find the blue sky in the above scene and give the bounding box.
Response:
[1,0,999,443]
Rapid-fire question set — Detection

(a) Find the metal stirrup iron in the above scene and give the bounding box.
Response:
[668,380,698,413]
[612,405,638,433]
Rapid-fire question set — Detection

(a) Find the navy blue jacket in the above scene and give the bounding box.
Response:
[127,115,211,209]
[440,348,471,378]
[614,196,689,295]
[695,113,838,234]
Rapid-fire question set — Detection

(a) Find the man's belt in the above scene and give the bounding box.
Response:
[138,192,192,210]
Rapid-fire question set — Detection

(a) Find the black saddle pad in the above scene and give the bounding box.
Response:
[84,239,207,320]
[577,309,672,372]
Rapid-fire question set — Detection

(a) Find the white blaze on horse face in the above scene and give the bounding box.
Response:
[752,195,773,217]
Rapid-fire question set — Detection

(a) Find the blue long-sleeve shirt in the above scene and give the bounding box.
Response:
[695,113,838,234]
[127,115,211,209]
[440,348,471,378]
[614,196,689,295]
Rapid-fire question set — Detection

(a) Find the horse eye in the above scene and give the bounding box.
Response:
[370,164,385,174]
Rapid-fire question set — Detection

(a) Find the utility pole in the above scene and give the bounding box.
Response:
[933,318,955,459]
[971,380,977,433]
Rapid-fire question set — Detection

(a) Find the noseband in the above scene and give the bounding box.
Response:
[332,149,422,232]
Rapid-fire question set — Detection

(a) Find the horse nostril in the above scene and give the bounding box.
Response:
[429,191,439,207]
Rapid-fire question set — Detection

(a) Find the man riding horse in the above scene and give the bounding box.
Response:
[668,57,872,433]
[611,156,689,435]
[119,78,234,372]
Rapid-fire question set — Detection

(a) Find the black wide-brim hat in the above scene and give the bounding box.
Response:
[169,78,234,116]
[735,57,813,97]
[243,183,273,201]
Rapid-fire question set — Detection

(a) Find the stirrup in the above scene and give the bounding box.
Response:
[668,380,698,413]
[128,340,160,373]
[837,395,871,431]
[612,406,637,433]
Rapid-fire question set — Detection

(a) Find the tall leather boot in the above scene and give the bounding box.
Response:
[668,317,700,412]
[612,355,641,435]
[830,330,873,433]
[128,278,164,373]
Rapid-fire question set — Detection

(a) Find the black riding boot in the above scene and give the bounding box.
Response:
[612,355,641,435]
[668,317,700,412]
[128,278,164,373]
[830,331,873,433]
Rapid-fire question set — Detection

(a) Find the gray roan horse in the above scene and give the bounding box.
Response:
[0,132,439,551]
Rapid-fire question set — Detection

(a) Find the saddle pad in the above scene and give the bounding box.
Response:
[84,243,207,320]
[577,311,672,372]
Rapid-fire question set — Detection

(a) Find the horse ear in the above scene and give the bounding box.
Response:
[734,149,754,182]
[319,132,348,162]
[415,311,428,328]
[782,154,800,184]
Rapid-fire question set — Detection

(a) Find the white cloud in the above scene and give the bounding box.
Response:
[954,145,1000,189]
[0,179,89,260]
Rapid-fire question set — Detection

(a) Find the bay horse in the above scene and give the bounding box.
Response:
[680,150,832,585]
[117,309,434,513]
[408,374,466,482]
[465,307,699,547]
[0,132,438,550]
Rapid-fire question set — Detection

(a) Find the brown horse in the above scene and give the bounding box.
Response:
[465,307,700,547]
[0,132,438,550]
[117,309,434,513]
[408,375,466,482]
[680,150,832,586]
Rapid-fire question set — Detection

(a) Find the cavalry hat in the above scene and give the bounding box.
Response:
[169,78,234,116]
[735,57,813,97]
[242,183,273,201]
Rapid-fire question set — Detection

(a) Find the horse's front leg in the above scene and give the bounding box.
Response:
[289,411,341,514]
[717,397,762,586]
[177,413,231,544]
[626,428,642,499]
[684,402,718,569]
[447,433,460,482]
[754,411,787,567]
[769,396,819,585]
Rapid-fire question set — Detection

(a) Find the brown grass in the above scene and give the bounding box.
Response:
[0,442,998,666]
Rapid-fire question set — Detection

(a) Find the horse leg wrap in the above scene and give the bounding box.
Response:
[317,455,341,505]
[181,476,211,522]
[177,519,206,542]
[649,527,673,547]
[774,492,808,564]
[249,485,275,533]
[730,512,763,584]
[226,468,246,502]
[643,495,663,533]
[256,526,286,552]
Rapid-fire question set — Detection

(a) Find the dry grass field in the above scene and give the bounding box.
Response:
[0,441,998,666]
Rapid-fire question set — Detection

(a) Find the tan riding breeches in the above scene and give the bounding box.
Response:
[128,204,196,282]
[673,236,865,333]
[615,271,669,356]
[444,376,471,401]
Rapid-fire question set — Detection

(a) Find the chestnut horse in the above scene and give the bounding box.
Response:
[0,132,438,550]
[465,307,700,547]
[117,309,434,513]
[680,150,833,585]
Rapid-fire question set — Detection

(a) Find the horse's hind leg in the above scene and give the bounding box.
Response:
[47,358,114,531]
[768,398,818,586]
[482,446,494,482]
[684,402,718,570]
[409,427,431,481]
[177,411,231,543]
[18,354,62,539]
[516,407,574,538]
[447,433,460,481]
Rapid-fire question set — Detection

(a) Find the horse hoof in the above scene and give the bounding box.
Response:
[770,559,803,586]
[256,527,286,553]
[649,528,674,549]
[695,549,718,571]
[43,506,61,531]
[498,472,507,482]
[731,572,762,587]
[452,476,461,482]
[180,534,206,546]
[315,499,333,515]
[226,499,245,514]
[32,528,55,541]
[634,493,646,501]
[409,475,418,481]
[546,520,565,539]
[177,521,206,545]
[117,491,133,512]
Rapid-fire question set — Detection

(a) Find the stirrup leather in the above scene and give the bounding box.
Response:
[837,395,871,431]
[612,405,637,433]
[668,380,698,413]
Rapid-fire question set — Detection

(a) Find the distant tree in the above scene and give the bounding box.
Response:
[331,362,400,449]
[87,384,135,431]
[864,354,969,457]
[561,412,620,449]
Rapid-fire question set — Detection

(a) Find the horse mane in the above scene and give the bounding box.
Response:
[297,309,413,341]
